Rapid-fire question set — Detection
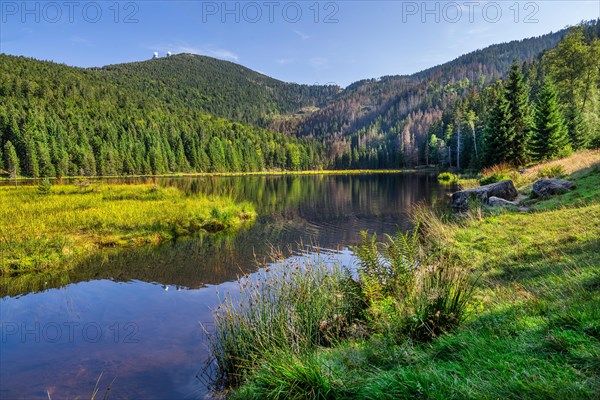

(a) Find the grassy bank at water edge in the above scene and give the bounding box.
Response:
[211,153,600,399]
[0,183,255,276]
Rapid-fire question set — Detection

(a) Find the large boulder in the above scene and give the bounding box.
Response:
[531,178,575,198]
[451,180,518,211]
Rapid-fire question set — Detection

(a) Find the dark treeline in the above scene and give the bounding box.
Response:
[1,21,598,177]
[0,55,327,177]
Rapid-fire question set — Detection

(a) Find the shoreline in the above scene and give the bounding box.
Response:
[0,168,438,182]
[0,183,256,277]
[213,153,600,398]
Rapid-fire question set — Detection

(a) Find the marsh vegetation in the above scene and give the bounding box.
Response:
[0,183,255,276]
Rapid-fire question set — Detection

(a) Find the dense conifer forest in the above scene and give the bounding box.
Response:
[1,20,598,177]
[0,56,330,176]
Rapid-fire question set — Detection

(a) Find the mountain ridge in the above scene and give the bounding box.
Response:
[1,20,597,176]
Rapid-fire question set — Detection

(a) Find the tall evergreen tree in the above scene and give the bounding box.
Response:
[4,140,20,177]
[505,60,533,165]
[531,78,571,161]
[208,136,226,172]
[484,86,515,166]
[544,26,599,148]
[564,105,589,150]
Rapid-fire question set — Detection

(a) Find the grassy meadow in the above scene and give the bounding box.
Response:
[0,183,255,276]
[211,152,600,399]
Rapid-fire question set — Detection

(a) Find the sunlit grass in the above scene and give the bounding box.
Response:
[221,162,600,399]
[522,149,600,182]
[0,183,255,275]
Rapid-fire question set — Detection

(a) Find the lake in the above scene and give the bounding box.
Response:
[0,173,451,399]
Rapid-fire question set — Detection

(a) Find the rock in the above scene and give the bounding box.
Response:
[451,180,518,211]
[531,178,575,198]
[488,196,517,207]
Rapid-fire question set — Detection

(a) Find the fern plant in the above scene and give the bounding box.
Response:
[353,225,478,342]
[353,225,421,301]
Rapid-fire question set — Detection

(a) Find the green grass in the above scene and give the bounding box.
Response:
[0,183,256,276]
[218,162,600,399]
[437,172,459,185]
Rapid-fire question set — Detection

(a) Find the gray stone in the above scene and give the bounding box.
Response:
[488,196,517,207]
[531,178,575,198]
[451,180,518,211]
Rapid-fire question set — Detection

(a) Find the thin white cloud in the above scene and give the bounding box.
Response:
[293,30,310,40]
[277,58,293,65]
[206,48,240,62]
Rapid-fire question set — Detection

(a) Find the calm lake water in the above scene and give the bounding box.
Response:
[0,173,451,399]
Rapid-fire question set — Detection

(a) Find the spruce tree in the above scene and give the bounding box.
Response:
[4,140,20,177]
[544,26,598,149]
[505,60,534,166]
[484,88,514,166]
[531,78,571,161]
[208,136,226,172]
[564,105,589,150]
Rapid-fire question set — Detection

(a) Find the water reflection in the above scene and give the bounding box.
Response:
[0,173,450,399]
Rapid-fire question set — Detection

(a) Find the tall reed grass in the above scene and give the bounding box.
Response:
[210,223,478,393]
[209,253,362,387]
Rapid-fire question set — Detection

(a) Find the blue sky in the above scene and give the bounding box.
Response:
[1,1,598,86]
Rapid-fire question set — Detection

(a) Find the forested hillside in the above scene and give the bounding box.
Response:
[290,28,577,168]
[0,20,598,177]
[288,21,599,169]
[99,54,341,125]
[427,21,600,171]
[0,56,326,177]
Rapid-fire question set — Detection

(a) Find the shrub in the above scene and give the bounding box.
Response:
[507,170,528,188]
[407,262,477,341]
[479,163,514,185]
[537,165,566,179]
[437,172,459,185]
[479,172,510,185]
